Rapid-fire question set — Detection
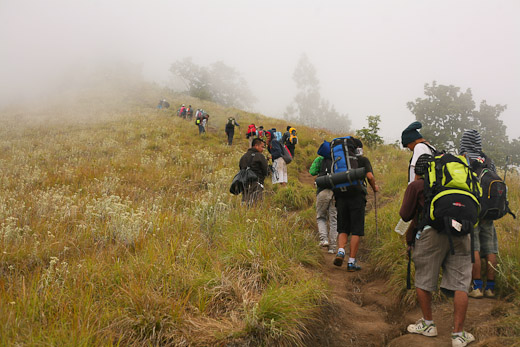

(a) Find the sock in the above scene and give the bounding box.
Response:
[338,248,345,254]
[348,257,355,264]
[424,319,434,326]
[485,280,495,290]
[452,331,463,337]
[473,279,483,289]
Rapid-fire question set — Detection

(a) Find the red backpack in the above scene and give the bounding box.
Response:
[247,124,256,138]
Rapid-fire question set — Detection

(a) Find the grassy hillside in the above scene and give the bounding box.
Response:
[1,88,519,345]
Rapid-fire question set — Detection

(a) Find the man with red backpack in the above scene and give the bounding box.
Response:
[246,124,257,147]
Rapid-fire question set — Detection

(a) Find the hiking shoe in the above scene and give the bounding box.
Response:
[451,331,475,347]
[347,260,361,272]
[468,287,483,298]
[407,318,438,337]
[484,288,495,298]
[319,240,329,248]
[333,251,345,267]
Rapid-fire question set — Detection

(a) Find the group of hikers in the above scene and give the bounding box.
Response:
[234,124,299,202]
[234,118,514,347]
[157,100,209,132]
[398,122,515,346]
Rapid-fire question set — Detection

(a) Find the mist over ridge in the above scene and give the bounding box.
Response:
[1,0,519,142]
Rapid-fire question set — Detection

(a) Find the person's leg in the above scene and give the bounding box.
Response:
[349,235,360,259]
[486,253,497,281]
[416,288,433,320]
[316,190,330,245]
[453,290,469,332]
[328,196,338,252]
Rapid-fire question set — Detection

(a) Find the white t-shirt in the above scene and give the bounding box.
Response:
[409,142,434,184]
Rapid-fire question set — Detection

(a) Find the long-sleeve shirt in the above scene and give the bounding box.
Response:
[239,148,268,184]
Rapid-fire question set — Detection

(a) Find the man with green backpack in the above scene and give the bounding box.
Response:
[401,152,479,347]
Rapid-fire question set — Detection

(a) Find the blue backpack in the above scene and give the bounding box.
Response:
[330,136,361,191]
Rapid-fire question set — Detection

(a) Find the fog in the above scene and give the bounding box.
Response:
[1,0,519,142]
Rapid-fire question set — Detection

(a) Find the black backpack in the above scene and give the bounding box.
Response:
[471,155,516,220]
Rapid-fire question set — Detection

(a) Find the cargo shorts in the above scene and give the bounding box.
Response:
[474,219,498,256]
[412,227,472,293]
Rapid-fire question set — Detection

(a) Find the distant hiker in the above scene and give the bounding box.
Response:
[186,105,193,119]
[257,126,266,141]
[282,126,298,157]
[246,124,257,147]
[225,117,240,145]
[400,154,476,347]
[266,130,287,186]
[401,121,436,184]
[460,130,499,299]
[309,140,337,254]
[157,99,165,109]
[179,104,187,119]
[239,138,268,206]
[333,137,378,271]
[195,110,205,135]
[195,109,202,120]
[201,113,209,134]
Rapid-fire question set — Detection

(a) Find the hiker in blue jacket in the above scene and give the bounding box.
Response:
[266,130,287,186]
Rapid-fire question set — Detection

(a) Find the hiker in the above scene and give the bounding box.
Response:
[180,104,187,119]
[400,154,476,347]
[333,138,378,271]
[257,126,266,141]
[401,121,436,184]
[309,140,337,254]
[283,126,298,157]
[246,124,257,147]
[157,99,165,109]
[460,129,498,299]
[195,110,204,135]
[201,113,209,134]
[238,138,268,206]
[186,105,193,119]
[225,117,240,145]
[266,130,287,186]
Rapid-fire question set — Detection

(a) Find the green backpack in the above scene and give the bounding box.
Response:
[422,153,482,259]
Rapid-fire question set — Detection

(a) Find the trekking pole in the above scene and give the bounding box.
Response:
[504,155,510,182]
[374,191,379,238]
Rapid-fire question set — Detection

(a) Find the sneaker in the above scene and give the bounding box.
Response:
[333,251,345,267]
[319,240,329,248]
[484,288,495,298]
[347,260,361,272]
[407,318,438,337]
[451,331,475,347]
[468,287,483,298]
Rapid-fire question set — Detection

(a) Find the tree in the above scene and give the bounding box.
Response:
[355,115,384,148]
[170,58,256,109]
[407,81,510,166]
[285,54,351,132]
[407,82,477,150]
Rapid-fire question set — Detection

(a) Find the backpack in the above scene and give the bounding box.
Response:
[471,155,516,220]
[230,153,258,195]
[246,124,256,138]
[330,136,361,192]
[289,129,298,145]
[422,153,482,260]
[274,131,283,142]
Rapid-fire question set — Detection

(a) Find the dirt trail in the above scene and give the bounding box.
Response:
[299,171,515,346]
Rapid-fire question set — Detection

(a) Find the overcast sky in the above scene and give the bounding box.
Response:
[1,0,519,142]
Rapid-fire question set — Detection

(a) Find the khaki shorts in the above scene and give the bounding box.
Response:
[412,227,472,292]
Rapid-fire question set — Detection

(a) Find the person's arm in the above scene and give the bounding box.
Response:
[399,183,419,222]
[366,172,379,193]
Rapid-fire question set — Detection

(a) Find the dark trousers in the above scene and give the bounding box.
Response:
[227,131,234,145]
[242,181,264,206]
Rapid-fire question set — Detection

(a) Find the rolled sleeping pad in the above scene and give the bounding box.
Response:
[315,167,366,189]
